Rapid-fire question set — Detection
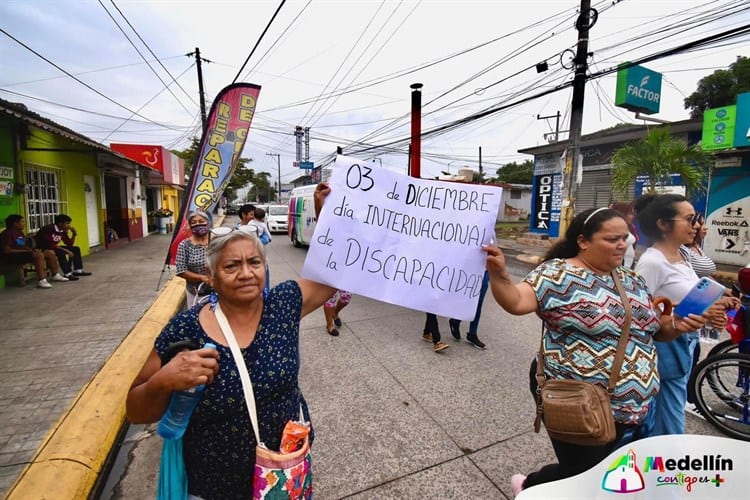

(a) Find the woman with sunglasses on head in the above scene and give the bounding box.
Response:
[127,184,337,499]
[483,207,703,496]
[176,210,213,307]
[634,194,727,436]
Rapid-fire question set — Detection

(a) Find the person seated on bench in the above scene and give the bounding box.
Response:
[0,214,69,288]
[36,214,93,281]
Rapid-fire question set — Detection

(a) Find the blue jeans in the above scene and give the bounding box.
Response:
[450,271,490,335]
[647,333,699,436]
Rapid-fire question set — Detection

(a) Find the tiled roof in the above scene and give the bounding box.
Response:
[0,98,114,152]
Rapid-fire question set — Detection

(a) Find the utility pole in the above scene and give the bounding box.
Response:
[266,152,280,202]
[537,111,562,142]
[559,0,596,237]
[478,146,483,182]
[187,47,210,131]
[409,83,423,179]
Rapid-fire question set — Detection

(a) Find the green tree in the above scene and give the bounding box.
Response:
[610,127,708,197]
[492,159,533,184]
[247,172,274,203]
[684,56,750,119]
[171,137,255,204]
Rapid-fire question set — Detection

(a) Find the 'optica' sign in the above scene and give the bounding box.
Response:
[615,63,662,115]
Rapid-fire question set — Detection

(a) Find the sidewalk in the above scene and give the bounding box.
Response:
[0,233,183,496]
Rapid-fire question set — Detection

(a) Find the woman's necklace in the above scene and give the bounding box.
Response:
[654,242,687,265]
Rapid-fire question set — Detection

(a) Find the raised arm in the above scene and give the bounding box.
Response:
[298,181,337,316]
[484,245,538,315]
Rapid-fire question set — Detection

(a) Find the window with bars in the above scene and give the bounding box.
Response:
[24,165,67,232]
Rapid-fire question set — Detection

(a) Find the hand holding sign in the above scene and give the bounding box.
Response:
[302,155,502,320]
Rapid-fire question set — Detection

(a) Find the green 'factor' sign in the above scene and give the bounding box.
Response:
[615,63,662,115]
[702,105,736,151]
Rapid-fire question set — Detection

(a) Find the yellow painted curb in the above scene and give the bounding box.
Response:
[5,277,185,500]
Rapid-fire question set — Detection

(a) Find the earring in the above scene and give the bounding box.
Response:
[209,291,219,311]
[262,287,269,301]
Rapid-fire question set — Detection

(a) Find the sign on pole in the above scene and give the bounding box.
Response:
[301,155,502,320]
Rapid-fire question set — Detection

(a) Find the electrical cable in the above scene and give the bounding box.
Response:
[239,0,313,82]
[97,0,195,117]
[2,55,186,87]
[232,0,288,83]
[101,63,197,141]
[109,0,200,107]
[0,27,182,130]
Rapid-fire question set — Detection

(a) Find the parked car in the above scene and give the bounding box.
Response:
[225,205,239,215]
[263,204,289,233]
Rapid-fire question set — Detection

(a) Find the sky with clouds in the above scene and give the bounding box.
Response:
[1,0,748,186]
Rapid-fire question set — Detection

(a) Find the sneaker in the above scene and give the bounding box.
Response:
[65,274,80,281]
[466,335,486,350]
[422,332,433,343]
[37,279,52,289]
[434,341,449,353]
[73,270,92,276]
[51,273,69,282]
[449,319,461,340]
[511,474,527,497]
[685,403,704,420]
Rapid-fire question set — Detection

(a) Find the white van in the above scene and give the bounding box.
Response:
[287,185,318,247]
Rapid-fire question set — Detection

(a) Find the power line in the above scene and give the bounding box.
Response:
[97,0,194,117]
[109,0,200,107]
[239,0,313,82]
[232,0,288,83]
[2,55,186,86]
[0,27,181,130]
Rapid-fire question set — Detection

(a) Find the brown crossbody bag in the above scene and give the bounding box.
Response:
[533,269,632,446]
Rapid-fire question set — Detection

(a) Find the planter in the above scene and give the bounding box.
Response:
[157,217,170,234]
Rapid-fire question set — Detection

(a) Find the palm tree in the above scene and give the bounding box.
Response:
[610,127,709,197]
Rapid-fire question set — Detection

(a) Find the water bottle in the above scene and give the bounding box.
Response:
[157,343,216,440]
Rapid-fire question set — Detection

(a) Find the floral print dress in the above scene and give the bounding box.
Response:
[155,281,311,500]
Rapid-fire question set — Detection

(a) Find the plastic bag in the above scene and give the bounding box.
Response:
[279,420,310,454]
[157,438,188,500]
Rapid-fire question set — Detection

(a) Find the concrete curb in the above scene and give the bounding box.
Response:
[5,276,185,500]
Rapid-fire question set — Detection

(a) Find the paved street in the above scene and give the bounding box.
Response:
[111,218,724,499]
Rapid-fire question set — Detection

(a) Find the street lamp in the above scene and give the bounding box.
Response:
[266,152,280,202]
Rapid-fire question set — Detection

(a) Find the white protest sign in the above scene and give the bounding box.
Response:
[301,155,502,320]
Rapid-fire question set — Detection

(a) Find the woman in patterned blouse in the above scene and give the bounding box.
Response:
[175,210,212,307]
[127,184,337,499]
[482,207,705,497]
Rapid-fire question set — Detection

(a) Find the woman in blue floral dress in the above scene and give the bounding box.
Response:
[127,184,336,499]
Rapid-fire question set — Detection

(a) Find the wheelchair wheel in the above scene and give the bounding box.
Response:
[707,339,737,359]
[688,353,750,441]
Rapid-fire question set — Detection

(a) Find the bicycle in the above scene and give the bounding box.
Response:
[687,269,750,441]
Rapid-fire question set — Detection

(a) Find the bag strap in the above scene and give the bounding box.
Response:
[214,304,261,443]
[534,268,633,432]
[213,304,306,446]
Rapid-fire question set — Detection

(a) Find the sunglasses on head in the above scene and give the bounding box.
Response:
[211,225,258,236]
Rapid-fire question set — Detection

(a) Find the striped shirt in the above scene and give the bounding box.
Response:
[681,244,716,278]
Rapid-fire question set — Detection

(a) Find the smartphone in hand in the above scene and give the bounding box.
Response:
[674,277,726,319]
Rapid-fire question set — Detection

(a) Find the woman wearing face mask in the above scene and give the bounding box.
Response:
[176,210,212,307]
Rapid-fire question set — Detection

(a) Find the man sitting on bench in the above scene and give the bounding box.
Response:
[0,214,68,288]
[36,214,93,280]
